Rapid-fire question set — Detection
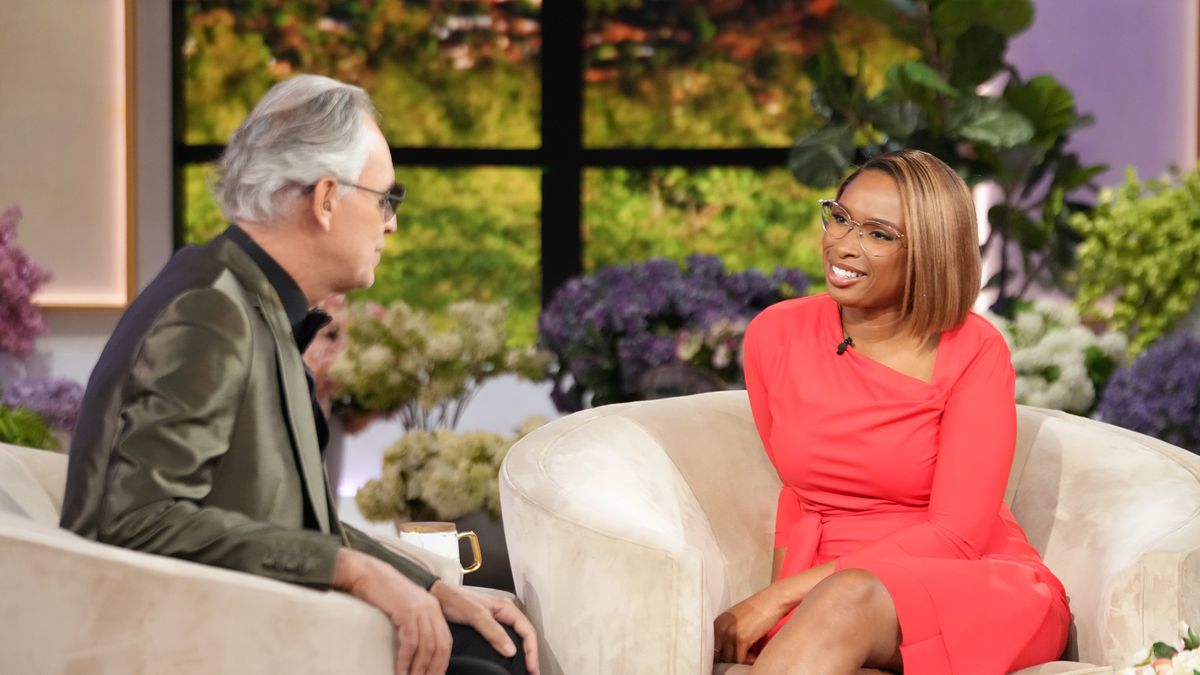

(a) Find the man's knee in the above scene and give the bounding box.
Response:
[448,623,525,675]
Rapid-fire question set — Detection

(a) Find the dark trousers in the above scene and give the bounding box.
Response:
[448,623,527,675]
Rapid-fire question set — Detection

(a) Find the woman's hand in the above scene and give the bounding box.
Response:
[714,561,837,664]
[714,587,790,665]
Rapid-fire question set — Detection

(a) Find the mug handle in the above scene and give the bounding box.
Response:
[457,531,482,573]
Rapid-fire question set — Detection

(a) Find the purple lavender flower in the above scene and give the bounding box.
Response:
[0,205,51,359]
[539,254,809,411]
[2,377,84,432]
[1095,333,1200,454]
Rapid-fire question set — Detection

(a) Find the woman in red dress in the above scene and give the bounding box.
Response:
[714,149,1069,674]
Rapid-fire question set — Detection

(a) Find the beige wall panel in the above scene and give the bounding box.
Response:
[0,0,130,307]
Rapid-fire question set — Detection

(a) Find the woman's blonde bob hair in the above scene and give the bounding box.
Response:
[836,149,982,339]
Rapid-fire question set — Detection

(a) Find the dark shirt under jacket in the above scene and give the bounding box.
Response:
[226,225,331,452]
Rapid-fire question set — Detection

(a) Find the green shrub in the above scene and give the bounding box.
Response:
[0,405,58,451]
[1072,166,1200,355]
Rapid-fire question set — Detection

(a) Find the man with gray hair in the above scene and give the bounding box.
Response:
[62,75,538,675]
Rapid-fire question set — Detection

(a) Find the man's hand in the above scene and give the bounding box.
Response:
[334,548,452,675]
[430,582,541,675]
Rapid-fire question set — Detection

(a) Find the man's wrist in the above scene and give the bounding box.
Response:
[333,547,376,591]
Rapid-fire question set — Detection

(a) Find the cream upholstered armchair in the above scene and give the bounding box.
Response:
[0,442,463,674]
[499,391,1200,675]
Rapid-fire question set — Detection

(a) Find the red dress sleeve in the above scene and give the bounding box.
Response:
[837,330,1017,567]
[744,311,804,549]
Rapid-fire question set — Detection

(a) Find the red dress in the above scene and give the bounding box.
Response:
[744,294,1069,674]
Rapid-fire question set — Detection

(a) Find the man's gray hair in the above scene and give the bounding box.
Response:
[213,74,379,224]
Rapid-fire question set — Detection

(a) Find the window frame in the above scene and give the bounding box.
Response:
[170,1,791,307]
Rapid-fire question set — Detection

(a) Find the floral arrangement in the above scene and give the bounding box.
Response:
[325,299,549,432]
[303,293,349,414]
[539,254,809,412]
[674,317,749,386]
[0,205,51,358]
[1120,621,1200,674]
[356,416,547,522]
[1095,333,1200,454]
[985,300,1127,415]
[2,378,84,432]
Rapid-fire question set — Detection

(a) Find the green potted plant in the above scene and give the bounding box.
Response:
[789,0,1105,312]
[1071,166,1200,355]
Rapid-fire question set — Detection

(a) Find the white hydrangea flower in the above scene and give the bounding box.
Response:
[998,301,1127,414]
[1014,311,1046,343]
[359,344,394,376]
[712,344,732,369]
[1098,330,1129,357]
[427,333,465,362]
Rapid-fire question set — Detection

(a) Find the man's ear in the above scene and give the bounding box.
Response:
[309,177,338,231]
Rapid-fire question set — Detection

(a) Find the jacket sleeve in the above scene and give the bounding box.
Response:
[836,332,1017,568]
[95,288,344,588]
[342,523,440,589]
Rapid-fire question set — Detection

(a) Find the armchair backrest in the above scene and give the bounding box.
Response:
[0,443,67,524]
[1007,407,1200,667]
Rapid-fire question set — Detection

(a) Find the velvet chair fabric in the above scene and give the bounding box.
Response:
[0,442,462,674]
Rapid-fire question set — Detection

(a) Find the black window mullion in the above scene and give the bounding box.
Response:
[539,0,585,307]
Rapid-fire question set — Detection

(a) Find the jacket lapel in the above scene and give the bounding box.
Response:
[219,239,332,534]
[259,302,332,534]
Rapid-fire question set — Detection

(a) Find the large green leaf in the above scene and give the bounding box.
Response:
[949,95,1034,148]
[790,125,857,188]
[867,90,925,139]
[805,39,862,121]
[1050,154,1108,192]
[948,26,1007,89]
[932,0,1034,42]
[990,204,1047,250]
[1004,75,1080,147]
[885,61,961,98]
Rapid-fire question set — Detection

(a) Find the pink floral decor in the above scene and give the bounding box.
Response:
[0,205,51,358]
[303,294,388,434]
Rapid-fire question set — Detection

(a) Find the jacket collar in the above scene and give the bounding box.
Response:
[224,225,330,352]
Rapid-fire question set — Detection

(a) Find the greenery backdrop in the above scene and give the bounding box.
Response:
[178,0,919,345]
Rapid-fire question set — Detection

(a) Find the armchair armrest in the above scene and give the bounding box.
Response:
[0,515,394,674]
[1093,520,1200,668]
[499,392,779,675]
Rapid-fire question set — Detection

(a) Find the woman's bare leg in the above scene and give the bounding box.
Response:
[749,569,903,675]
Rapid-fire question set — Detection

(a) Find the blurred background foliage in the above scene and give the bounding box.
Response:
[179,0,906,345]
[583,0,913,147]
[182,0,541,147]
[584,167,827,281]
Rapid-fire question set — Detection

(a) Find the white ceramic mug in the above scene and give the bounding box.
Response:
[395,521,482,574]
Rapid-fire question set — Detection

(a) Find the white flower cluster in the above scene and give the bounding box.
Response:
[675,317,748,373]
[355,416,550,523]
[327,299,550,431]
[1120,621,1200,674]
[985,301,1127,414]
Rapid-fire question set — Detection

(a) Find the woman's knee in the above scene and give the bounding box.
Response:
[805,568,894,617]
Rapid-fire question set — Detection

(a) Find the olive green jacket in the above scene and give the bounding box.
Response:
[61,234,436,589]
